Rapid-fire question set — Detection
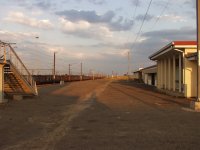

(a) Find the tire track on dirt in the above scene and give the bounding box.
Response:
[4,81,111,150]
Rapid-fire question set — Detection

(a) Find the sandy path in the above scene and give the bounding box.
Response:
[0,80,110,150]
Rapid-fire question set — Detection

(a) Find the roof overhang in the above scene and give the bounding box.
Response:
[186,52,197,61]
[149,41,197,61]
[141,65,157,74]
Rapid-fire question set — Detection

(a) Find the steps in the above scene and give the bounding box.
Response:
[4,64,35,97]
[1,42,38,99]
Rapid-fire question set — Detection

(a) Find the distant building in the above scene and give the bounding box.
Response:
[149,41,197,98]
[133,65,157,86]
[133,70,142,81]
[141,65,157,86]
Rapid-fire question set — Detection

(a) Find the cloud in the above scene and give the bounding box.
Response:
[184,0,196,8]
[136,14,154,21]
[157,14,187,22]
[56,10,114,23]
[88,0,105,5]
[142,27,196,41]
[135,14,186,23]
[72,0,105,5]
[14,0,56,10]
[130,0,141,6]
[56,9,134,31]
[5,11,54,29]
[59,18,91,32]
[34,1,52,10]
[83,26,196,70]
[59,18,113,39]
[107,27,196,70]
[99,49,130,58]
[0,30,39,42]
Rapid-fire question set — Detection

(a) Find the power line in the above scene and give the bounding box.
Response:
[134,0,171,55]
[132,0,140,20]
[125,0,140,45]
[131,0,153,50]
[151,0,171,29]
[119,0,140,74]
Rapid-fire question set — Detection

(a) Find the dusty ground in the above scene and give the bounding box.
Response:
[0,79,200,150]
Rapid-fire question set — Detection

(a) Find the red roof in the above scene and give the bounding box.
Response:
[172,41,197,46]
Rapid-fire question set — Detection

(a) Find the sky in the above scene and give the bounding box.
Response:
[0,0,196,75]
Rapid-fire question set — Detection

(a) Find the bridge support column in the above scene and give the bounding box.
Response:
[0,64,6,103]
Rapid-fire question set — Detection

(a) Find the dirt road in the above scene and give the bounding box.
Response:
[0,80,200,150]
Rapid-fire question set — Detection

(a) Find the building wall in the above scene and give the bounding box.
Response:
[157,60,161,88]
[133,72,140,79]
[156,48,197,98]
[184,59,197,97]
[184,48,197,97]
[155,74,157,86]
[143,73,157,86]
[144,74,148,84]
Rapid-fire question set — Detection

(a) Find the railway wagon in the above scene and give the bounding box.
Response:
[33,75,100,85]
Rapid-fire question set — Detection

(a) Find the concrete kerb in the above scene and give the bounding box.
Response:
[190,101,200,111]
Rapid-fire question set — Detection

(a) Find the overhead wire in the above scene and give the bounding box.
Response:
[130,0,171,69]
[131,0,153,51]
[151,0,171,29]
[118,0,140,74]
[136,0,171,42]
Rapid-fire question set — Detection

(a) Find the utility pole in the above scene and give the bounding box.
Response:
[197,0,200,101]
[92,70,95,80]
[128,51,131,80]
[112,70,114,79]
[80,62,83,81]
[191,0,200,110]
[128,51,130,75]
[53,52,56,82]
[69,64,71,81]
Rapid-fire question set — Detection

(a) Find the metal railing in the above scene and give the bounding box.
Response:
[0,42,38,95]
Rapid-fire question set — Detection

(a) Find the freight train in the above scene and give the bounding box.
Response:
[33,75,104,85]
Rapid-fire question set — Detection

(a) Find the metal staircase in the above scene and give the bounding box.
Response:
[0,42,38,98]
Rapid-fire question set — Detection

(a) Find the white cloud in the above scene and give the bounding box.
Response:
[45,45,89,60]
[120,49,130,57]
[158,14,187,22]
[5,11,54,29]
[0,30,39,42]
[59,18,91,32]
[59,17,113,39]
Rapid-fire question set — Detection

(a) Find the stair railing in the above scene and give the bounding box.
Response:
[1,43,38,95]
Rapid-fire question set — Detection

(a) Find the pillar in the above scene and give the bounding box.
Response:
[173,55,176,91]
[164,59,167,89]
[0,64,4,103]
[168,57,171,90]
[157,60,161,88]
[179,53,182,93]
[160,60,163,88]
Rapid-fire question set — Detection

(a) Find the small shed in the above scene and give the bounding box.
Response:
[141,65,157,86]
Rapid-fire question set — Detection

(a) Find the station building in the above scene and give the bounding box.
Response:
[133,69,142,81]
[133,65,157,86]
[141,65,157,86]
[149,41,197,98]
